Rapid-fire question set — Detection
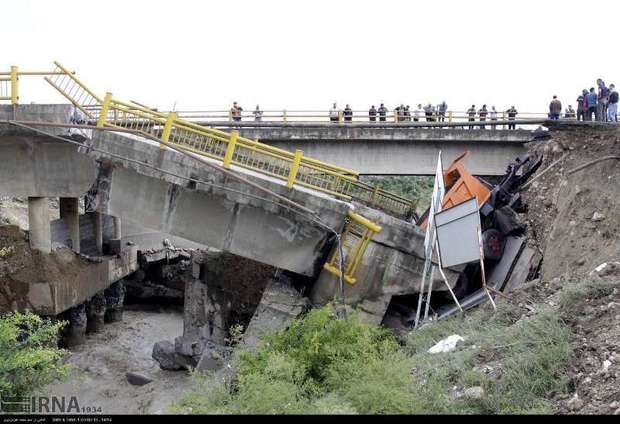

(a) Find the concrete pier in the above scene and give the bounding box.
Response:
[27,197,51,253]
[94,212,103,254]
[59,197,80,253]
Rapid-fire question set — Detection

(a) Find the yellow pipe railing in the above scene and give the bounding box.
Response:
[39,61,414,217]
[323,211,382,285]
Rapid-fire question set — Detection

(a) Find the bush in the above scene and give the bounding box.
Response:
[176,301,575,415]
[0,312,69,397]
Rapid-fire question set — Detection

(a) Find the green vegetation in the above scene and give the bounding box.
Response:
[174,299,574,415]
[559,278,616,311]
[0,312,69,397]
[360,176,434,213]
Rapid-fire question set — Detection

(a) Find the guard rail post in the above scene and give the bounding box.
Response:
[283,110,288,122]
[97,92,113,127]
[161,111,178,149]
[10,66,18,105]
[223,130,239,168]
[287,149,303,188]
[448,111,453,123]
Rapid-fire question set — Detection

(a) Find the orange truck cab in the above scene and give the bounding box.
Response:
[419,151,492,230]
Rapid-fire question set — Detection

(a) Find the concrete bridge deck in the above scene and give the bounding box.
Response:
[0,104,459,317]
[196,122,536,175]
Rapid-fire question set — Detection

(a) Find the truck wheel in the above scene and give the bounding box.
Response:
[482,228,505,261]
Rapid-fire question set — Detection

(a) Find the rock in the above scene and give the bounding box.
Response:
[610,401,620,409]
[592,212,606,222]
[602,360,612,373]
[196,344,231,373]
[126,372,152,386]
[576,258,586,266]
[463,386,484,400]
[543,199,553,208]
[567,393,584,411]
[614,408,620,415]
[428,335,465,354]
[152,340,184,370]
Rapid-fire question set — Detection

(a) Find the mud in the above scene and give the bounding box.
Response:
[40,307,192,415]
[521,129,620,414]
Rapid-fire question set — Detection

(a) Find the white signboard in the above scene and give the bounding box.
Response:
[434,197,481,268]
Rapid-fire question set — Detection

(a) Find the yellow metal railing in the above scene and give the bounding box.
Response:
[323,211,382,285]
[0,66,73,105]
[42,61,415,217]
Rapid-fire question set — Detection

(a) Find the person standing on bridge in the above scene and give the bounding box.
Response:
[330,103,340,123]
[424,104,433,122]
[253,105,263,122]
[404,105,411,121]
[507,106,518,129]
[576,90,587,121]
[548,95,562,120]
[378,103,387,122]
[586,88,598,121]
[369,105,377,122]
[479,105,488,129]
[597,79,610,122]
[343,104,353,122]
[413,104,422,122]
[565,105,576,119]
[438,101,448,122]
[490,106,498,129]
[467,105,476,129]
[608,84,618,123]
[231,102,242,122]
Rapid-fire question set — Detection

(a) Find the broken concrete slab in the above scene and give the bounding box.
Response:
[241,276,310,350]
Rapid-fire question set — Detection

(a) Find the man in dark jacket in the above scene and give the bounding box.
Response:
[507,106,518,130]
[478,104,488,129]
[576,89,587,121]
[343,104,353,122]
[549,96,562,120]
[369,105,377,122]
[378,103,387,122]
[608,84,618,123]
[467,105,476,129]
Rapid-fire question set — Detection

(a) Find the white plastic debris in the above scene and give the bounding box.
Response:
[428,334,465,354]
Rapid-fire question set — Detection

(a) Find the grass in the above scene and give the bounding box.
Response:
[173,297,575,415]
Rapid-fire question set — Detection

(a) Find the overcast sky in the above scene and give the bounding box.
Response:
[3,0,620,114]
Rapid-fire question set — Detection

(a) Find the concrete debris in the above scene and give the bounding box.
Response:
[591,212,606,222]
[428,335,465,354]
[152,340,191,371]
[125,372,153,386]
[463,386,485,400]
[196,344,232,373]
[242,276,309,350]
[567,393,584,412]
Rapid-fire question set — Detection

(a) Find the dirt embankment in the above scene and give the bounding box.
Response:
[521,126,620,414]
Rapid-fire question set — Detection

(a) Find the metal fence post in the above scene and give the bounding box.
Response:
[223,130,239,168]
[161,111,178,149]
[283,110,288,122]
[97,92,113,127]
[287,149,303,188]
[10,66,18,105]
[448,111,453,123]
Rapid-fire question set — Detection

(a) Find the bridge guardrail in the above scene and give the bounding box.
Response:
[0,66,73,105]
[42,61,415,218]
[323,211,382,285]
[169,109,562,125]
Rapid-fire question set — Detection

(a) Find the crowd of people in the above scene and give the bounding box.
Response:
[230,82,619,127]
[549,79,618,123]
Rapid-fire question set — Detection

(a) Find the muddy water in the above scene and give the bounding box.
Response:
[41,307,192,414]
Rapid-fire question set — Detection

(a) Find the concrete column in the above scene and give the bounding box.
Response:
[27,197,51,254]
[113,216,122,239]
[63,303,87,347]
[86,292,107,333]
[104,281,126,323]
[59,197,80,253]
[93,212,103,254]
